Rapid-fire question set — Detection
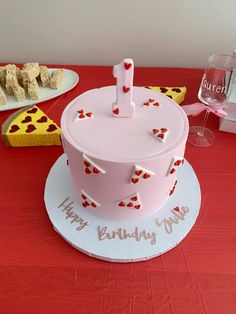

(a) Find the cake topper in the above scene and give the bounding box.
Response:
[112,58,135,118]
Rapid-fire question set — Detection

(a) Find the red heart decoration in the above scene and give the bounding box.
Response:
[157,133,164,139]
[93,167,100,174]
[131,178,139,184]
[153,129,159,134]
[161,128,168,133]
[174,206,180,212]
[26,124,36,133]
[113,108,119,115]
[172,88,181,93]
[26,107,38,114]
[81,194,87,200]
[86,112,93,117]
[153,102,160,106]
[143,102,150,106]
[174,160,181,166]
[37,116,47,123]
[170,168,176,174]
[134,205,141,209]
[123,86,130,93]
[91,202,97,208]
[85,168,92,174]
[131,196,138,201]
[127,202,133,207]
[47,124,57,132]
[21,116,32,123]
[135,170,142,176]
[79,113,85,119]
[143,173,151,179]
[149,99,155,103]
[82,200,89,207]
[124,62,132,70]
[9,125,20,133]
[84,160,90,167]
[160,87,168,93]
[118,201,126,207]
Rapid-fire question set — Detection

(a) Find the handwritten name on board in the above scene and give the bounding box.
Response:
[155,206,190,234]
[58,197,89,231]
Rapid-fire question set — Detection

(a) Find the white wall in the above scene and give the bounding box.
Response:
[1,0,235,68]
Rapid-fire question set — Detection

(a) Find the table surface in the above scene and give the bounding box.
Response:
[0,65,236,314]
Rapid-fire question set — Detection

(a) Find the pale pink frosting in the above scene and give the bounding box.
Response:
[61,86,189,221]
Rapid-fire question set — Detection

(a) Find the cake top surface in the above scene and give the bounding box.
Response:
[61,86,189,162]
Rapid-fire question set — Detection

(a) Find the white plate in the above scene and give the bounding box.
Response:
[0,68,79,112]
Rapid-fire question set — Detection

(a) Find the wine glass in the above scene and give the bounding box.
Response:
[188,54,236,147]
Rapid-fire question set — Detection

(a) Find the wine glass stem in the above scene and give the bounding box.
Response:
[197,110,210,136]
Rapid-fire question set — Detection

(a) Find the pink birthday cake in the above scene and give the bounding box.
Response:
[61,59,189,221]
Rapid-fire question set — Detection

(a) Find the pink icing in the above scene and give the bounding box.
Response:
[61,85,189,221]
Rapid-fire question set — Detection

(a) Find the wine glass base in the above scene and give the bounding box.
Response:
[188,126,215,147]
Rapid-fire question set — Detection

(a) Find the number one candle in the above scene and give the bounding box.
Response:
[112,58,135,118]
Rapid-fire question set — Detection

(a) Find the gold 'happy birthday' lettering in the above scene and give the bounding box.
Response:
[155,206,190,234]
[58,197,89,231]
[97,226,157,245]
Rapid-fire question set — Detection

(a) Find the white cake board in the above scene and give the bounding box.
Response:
[44,154,201,263]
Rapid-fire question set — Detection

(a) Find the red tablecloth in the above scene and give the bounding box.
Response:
[0,65,236,314]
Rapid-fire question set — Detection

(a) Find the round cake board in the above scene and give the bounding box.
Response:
[44,154,201,263]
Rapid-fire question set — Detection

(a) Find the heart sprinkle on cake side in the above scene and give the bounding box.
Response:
[84,160,90,168]
[169,180,178,196]
[135,170,143,176]
[118,201,126,207]
[93,167,100,174]
[167,157,184,176]
[131,178,139,184]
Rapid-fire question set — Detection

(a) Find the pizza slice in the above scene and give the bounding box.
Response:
[144,86,186,104]
[1,105,61,147]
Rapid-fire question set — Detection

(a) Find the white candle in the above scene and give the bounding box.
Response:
[112,58,135,118]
